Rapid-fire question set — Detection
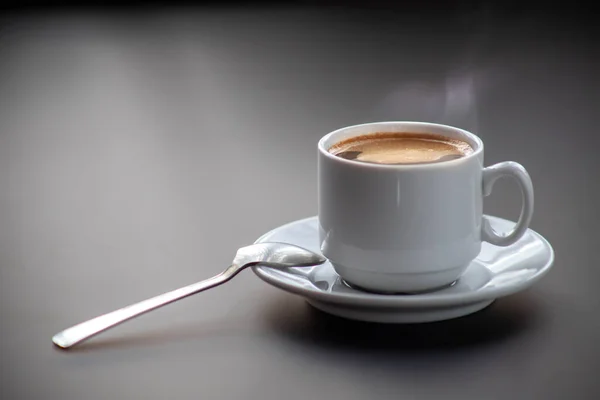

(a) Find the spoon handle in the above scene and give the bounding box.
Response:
[52,264,241,349]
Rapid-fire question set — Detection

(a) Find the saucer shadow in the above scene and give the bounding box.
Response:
[263,291,542,353]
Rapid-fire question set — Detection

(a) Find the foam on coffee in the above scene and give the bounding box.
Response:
[329,132,473,165]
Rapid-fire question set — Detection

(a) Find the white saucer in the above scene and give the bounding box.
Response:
[252,216,554,323]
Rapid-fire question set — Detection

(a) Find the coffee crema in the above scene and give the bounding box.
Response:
[328,132,474,165]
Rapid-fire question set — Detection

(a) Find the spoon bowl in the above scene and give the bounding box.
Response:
[234,242,326,269]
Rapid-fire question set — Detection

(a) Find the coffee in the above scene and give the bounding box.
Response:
[329,132,473,165]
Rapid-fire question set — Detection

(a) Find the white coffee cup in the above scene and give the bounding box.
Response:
[318,121,534,293]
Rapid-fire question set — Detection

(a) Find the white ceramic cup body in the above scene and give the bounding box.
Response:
[318,121,534,293]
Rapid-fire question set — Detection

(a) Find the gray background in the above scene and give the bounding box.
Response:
[1,4,598,399]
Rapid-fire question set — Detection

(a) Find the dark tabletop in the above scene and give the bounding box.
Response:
[1,4,599,400]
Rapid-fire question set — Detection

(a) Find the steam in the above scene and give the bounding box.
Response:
[442,71,478,131]
[373,4,502,133]
[375,71,479,132]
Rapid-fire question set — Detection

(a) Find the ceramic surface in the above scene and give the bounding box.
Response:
[318,121,534,292]
[253,216,553,323]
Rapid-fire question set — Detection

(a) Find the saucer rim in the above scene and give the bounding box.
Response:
[252,215,554,308]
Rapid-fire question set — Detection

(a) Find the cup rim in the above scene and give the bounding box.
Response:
[318,121,484,169]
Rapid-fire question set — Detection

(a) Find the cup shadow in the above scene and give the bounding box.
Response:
[262,291,543,354]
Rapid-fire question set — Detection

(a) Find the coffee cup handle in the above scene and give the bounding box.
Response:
[481,161,534,246]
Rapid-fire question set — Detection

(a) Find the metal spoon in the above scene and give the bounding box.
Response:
[52,242,326,349]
